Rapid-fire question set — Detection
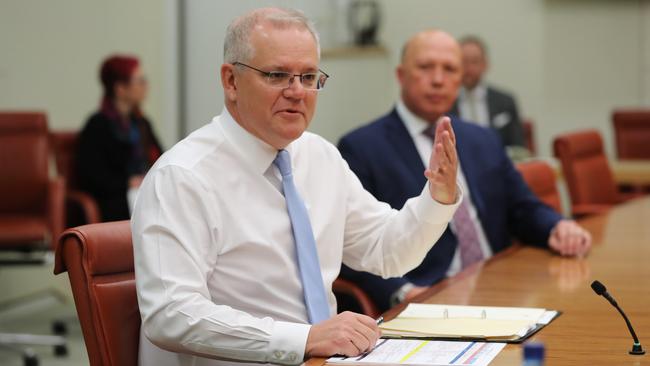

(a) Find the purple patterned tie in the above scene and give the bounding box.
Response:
[451,199,485,268]
[422,125,484,268]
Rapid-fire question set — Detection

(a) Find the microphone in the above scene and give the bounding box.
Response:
[591,280,645,355]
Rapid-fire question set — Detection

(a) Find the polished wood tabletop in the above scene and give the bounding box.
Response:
[612,160,650,186]
[308,197,650,366]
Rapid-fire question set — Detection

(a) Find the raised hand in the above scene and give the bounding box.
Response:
[424,116,458,204]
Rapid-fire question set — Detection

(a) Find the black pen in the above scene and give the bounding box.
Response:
[376,316,384,325]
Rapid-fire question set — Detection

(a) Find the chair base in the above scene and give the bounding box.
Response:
[0,333,67,366]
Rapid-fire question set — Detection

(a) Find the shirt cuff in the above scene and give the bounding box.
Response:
[267,321,311,365]
[414,182,463,225]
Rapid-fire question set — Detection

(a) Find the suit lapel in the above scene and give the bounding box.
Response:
[385,109,427,183]
[486,87,498,126]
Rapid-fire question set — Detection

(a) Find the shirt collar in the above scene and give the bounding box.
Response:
[218,107,295,175]
[460,83,487,100]
[396,99,434,140]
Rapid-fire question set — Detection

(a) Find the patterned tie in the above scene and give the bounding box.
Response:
[273,150,330,324]
[422,127,484,268]
[451,199,485,268]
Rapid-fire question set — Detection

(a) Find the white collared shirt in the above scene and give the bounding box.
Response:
[132,107,461,366]
[396,100,492,277]
[458,84,490,127]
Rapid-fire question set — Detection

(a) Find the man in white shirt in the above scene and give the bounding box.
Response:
[132,8,461,366]
[449,35,525,149]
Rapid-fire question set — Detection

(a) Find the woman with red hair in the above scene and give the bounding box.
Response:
[77,54,162,221]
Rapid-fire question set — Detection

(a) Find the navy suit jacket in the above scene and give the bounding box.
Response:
[338,109,561,312]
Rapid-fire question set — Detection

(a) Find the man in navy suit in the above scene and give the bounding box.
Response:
[338,29,592,312]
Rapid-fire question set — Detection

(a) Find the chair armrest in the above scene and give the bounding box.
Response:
[619,191,646,203]
[67,190,101,224]
[332,278,380,318]
[48,176,65,249]
[571,203,613,219]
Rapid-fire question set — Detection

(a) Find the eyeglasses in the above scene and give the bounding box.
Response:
[233,62,329,91]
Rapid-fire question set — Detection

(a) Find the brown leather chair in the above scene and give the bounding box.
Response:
[522,118,536,155]
[0,112,64,249]
[516,160,562,214]
[553,130,621,217]
[54,220,139,366]
[612,109,650,160]
[50,131,101,227]
[0,111,67,365]
[333,278,380,318]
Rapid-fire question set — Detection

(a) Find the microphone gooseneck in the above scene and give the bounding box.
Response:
[590,280,645,355]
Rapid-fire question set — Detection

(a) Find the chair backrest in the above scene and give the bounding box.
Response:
[51,131,81,189]
[54,221,139,366]
[0,112,49,214]
[522,118,536,155]
[612,109,650,160]
[516,160,562,213]
[553,130,620,206]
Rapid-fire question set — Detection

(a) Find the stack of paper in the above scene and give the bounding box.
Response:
[380,303,559,342]
[328,339,506,366]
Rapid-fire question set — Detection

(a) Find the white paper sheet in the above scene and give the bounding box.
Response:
[327,339,506,366]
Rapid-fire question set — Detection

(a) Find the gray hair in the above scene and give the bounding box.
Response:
[223,7,321,64]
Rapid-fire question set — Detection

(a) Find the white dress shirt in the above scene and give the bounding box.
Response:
[396,100,492,278]
[132,107,461,366]
[457,84,490,127]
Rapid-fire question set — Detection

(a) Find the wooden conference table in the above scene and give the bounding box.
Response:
[613,160,650,186]
[307,197,650,366]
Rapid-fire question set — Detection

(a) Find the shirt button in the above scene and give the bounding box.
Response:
[274,350,284,359]
[288,352,297,362]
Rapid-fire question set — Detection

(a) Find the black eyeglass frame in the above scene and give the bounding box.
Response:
[232,61,330,91]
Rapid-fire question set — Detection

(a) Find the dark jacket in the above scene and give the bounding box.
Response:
[337,109,561,312]
[450,86,524,147]
[77,110,162,222]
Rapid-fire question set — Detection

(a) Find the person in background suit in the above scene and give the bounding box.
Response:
[449,35,525,149]
[77,55,162,222]
[338,29,591,313]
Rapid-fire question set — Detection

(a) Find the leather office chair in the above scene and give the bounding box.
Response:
[50,131,101,227]
[516,160,562,214]
[54,220,139,366]
[0,112,64,249]
[612,109,650,160]
[553,130,622,217]
[333,278,380,318]
[0,111,67,365]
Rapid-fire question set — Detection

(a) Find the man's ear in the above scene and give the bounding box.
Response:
[221,64,237,102]
[396,64,405,88]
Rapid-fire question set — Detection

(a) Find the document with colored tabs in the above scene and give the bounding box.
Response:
[380,303,560,343]
[327,339,506,366]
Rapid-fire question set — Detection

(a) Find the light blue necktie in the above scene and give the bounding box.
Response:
[273,149,330,324]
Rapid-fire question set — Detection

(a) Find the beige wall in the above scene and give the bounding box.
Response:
[2,0,649,157]
[541,0,644,157]
[183,0,650,157]
[0,0,178,148]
